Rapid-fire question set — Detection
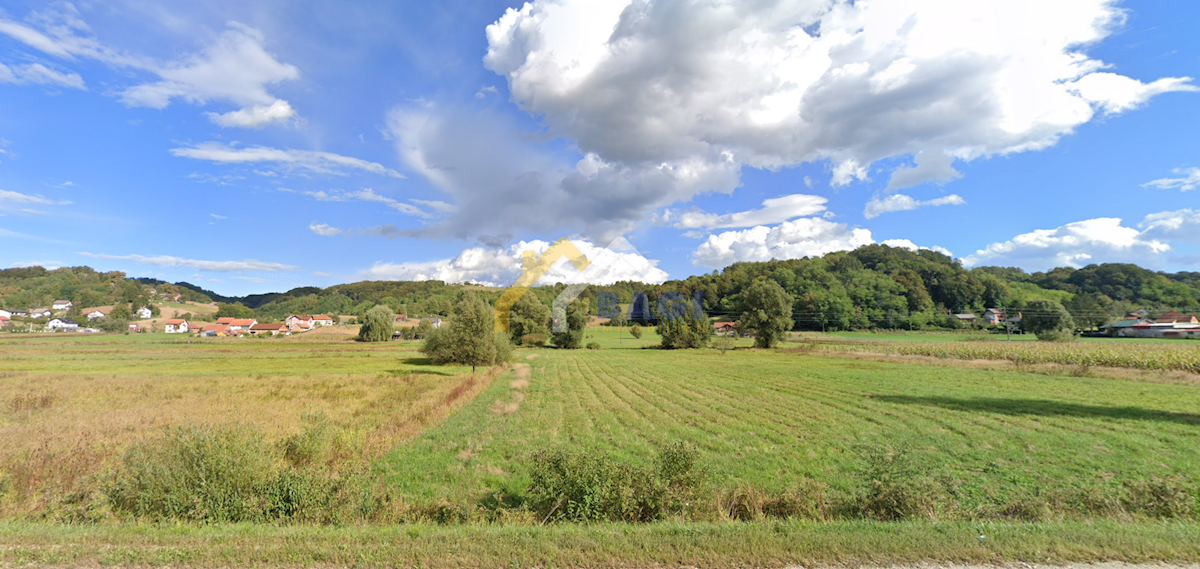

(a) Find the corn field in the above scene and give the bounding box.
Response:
[803,339,1200,373]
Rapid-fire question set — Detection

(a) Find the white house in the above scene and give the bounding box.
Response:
[164,319,190,333]
[0,309,11,319]
[29,308,51,319]
[421,317,442,328]
[135,307,153,319]
[86,309,108,320]
[312,314,335,326]
[286,314,315,330]
[52,300,73,311]
[48,318,80,331]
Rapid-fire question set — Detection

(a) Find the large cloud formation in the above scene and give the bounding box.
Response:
[961,210,1200,270]
[364,238,669,287]
[417,0,1195,243]
[486,0,1191,188]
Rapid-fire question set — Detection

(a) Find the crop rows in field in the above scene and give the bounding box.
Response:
[800,339,1200,373]
[382,348,1200,517]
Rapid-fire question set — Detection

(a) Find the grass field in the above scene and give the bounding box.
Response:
[0,331,485,517]
[380,344,1200,517]
[2,329,1200,565]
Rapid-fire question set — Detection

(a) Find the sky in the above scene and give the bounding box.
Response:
[1,0,1199,295]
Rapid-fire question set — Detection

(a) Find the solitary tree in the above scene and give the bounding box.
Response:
[357,305,395,342]
[740,279,795,348]
[629,324,642,339]
[1021,299,1076,341]
[422,293,511,373]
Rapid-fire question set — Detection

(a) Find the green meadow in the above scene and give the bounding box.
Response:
[1,330,1199,567]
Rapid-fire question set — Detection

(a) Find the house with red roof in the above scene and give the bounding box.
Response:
[312,314,335,326]
[164,319,190,334]
[250,323,289,336]
[286,314,315,331]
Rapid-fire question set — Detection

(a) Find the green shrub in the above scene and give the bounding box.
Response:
[527,442,702,523]
[586,342,601,350]
[282,413,333,468]
[629,324,642,339]
[106,424,279,522]
[857,444,941,521]
[105,423,369,524]
[763,478,830,520]
[1036,329,1076,342]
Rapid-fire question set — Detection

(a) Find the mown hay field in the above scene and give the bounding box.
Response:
[2,331,1199,524]
[382,345,1200,519]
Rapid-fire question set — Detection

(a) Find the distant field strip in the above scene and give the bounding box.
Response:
[798,339,1200,373]
[381,348,1200,514]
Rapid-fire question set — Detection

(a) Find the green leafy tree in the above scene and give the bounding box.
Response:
[422,293,511,372]
[740,279,795,348]
[110,304,132,320]
[508,291,551,345]
[1021,299,1076,341]
[656,311,713,349]
[551,298,589,349]
[629,324,642,339]
[215,302,255,319]
[356,305,395,342]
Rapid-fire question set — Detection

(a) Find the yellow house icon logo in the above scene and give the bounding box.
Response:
[494,238,590,333]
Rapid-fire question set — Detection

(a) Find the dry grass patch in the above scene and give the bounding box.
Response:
[0,334,490,518]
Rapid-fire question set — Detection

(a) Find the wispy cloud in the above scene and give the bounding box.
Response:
[308,222,342,236]
[657,194,827,230]
[864,194,966,219]
[1143,167,1200,192]
[78,252,296,272]
[172,142,404,178]
[0,188,71,206]
[287,188,432,217]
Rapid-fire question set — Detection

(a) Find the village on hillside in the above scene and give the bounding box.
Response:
[2,293,1198,339]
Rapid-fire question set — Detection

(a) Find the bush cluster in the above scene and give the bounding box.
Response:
[527,442,703,523]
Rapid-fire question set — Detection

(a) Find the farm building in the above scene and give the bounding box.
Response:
[85,309,108,320]
[286,314,315,331]
[249,323,288,336]
[48,318,79,331]
[421,317,442,328]
[136,307,152,319]
[201,324,233,337]
[52,300,72,311]
[164,319,190,334]
[313,314,335,326]
[29,308,51,319]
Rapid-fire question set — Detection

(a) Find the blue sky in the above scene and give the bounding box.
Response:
[2,0,1199,295]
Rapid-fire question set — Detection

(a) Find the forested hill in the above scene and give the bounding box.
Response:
[2,245,1198,330]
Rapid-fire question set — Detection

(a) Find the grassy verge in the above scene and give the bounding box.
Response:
[1,520,1198,568]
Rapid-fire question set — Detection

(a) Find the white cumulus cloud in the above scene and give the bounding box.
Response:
[485,0,1193,199]
[962,217,1173,270]
[363,237,668,287]
[691,217,874,268]
[863,193,966,219]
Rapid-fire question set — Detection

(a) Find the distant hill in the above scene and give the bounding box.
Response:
[3,246,1198,330]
